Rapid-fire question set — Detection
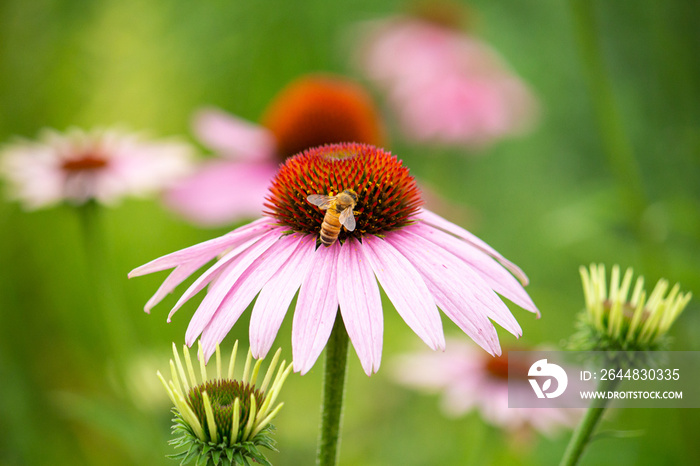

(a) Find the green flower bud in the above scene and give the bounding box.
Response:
[158,341,293,466]
[571,264,692,353]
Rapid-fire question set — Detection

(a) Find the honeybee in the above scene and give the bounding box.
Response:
[306,189,358,246]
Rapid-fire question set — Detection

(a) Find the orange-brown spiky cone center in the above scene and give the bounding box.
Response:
[261,75,386,161]
[264,143,422,241]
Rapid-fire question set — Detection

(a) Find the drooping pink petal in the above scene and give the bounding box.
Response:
[387,232,502,355]
[399,228,522,337]
[292,243,341,375]
[199,233,303,359]
[412,222,539,316]
[184,229,282,345]
[192,107,276,162]
[362,235,444,351]
[418,209,529,285]
[144,256,214,313]
[337,238,383,375]
[167,234,270,322]
[249,234,316,359]
[164,160,278,226]
[128,218,272,277]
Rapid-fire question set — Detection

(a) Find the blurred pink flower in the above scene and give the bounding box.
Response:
[131,143,538,376]
[354,16,538,148]
[0,128,193,210]
[165,74,385,226]
[393,339,580,435]
[165,109,279,225]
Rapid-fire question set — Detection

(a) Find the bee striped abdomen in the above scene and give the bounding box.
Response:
[320,209,342,246]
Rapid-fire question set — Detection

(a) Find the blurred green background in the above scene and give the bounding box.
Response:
[1,0,699,465]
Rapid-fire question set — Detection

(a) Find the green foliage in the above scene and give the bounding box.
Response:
[169,412,277,466]
[568,310,670,354]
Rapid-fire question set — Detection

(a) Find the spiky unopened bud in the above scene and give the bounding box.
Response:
[158,341,293,466]
[571,264,692,353]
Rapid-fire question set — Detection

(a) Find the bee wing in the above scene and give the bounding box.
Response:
[339,207,356,231]
[307,194,334,210]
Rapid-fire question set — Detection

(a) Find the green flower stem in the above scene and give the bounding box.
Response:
[560,375,621,466]
[77,201,133,374]
[570,0,647,219]
[317,314,349,466]
[570,0,667,274]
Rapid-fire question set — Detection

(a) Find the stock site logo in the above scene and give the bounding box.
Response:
[528,359,568,398]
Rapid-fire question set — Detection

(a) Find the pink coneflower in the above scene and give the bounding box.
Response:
[131,143,538,376]
[353,13,537,148]
[0,128,193,209]
[393,339,580,435]
[165,74,385,226]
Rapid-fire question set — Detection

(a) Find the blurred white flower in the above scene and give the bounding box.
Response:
[0,127,193,210]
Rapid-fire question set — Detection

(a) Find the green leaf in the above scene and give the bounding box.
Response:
[195,451,209,466]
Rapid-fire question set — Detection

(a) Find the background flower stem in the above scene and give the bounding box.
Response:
[570,0,647,218]
[560,376,621,466]
[316,314,349,466]
[570,0,668,275]
[77,201,133,382]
